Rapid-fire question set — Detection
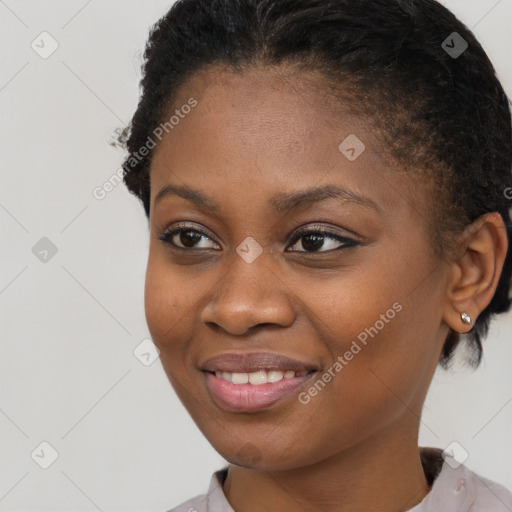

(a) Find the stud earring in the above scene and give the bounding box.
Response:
[461,312,472,325]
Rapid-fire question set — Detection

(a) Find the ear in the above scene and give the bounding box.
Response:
[443,212,508,334]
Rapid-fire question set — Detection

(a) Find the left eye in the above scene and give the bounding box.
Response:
[287,229,358,253]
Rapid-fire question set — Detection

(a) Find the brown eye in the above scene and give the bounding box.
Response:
[287,229,358,253]
[177,230,203,248]
[158,225,220,250]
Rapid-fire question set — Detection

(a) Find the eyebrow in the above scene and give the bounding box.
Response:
[154,183,382,214]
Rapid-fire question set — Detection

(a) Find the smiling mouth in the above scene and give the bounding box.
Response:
[200,351,319,411]
[203,369,318,412]
[206,369,314,385]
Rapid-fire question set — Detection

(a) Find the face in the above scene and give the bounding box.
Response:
[144,64,452,470]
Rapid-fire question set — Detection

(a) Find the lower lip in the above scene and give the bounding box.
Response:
[203,371,316,412]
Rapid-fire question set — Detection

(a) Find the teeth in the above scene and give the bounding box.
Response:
[213,369,310,384]
[248,370,267,385]
[267,370,284,383]
[232,372,249,384]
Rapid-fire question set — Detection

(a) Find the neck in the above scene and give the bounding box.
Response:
[223,418,430,512]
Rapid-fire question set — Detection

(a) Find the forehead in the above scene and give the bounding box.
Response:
[167,65,342,148]
[149,64,424,218]
[175,62,342,115]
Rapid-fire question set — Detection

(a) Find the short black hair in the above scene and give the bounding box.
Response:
[116,0,512,368]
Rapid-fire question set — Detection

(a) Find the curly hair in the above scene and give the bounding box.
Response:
[116,0,512,368]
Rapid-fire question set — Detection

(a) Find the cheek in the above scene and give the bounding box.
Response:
[295,265,441,431]
[143,252,215,379]
[144,259,198,405]
[144,254,186,352]
[144,269,171,342]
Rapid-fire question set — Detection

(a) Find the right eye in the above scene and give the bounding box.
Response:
[157,224,220,250]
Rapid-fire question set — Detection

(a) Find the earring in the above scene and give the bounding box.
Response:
[461,312,472,325]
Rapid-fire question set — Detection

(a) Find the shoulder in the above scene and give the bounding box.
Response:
[417,448,512,511]
[467,470,512,510]
[165,493,208,512]
[164,467,231,512]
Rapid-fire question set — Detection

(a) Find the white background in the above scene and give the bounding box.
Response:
[1,1,511,511]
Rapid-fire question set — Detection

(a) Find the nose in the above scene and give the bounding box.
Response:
[200,251,296,336]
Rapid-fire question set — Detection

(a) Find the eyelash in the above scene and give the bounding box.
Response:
[157,223,359,253]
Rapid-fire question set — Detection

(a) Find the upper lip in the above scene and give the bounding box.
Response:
[201,352,319,373]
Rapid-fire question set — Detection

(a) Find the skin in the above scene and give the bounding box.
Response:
[144,64,508,512]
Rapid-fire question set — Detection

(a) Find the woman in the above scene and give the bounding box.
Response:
[117,0,512,510]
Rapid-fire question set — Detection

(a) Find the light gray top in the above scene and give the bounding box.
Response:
[166,451,512,512]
